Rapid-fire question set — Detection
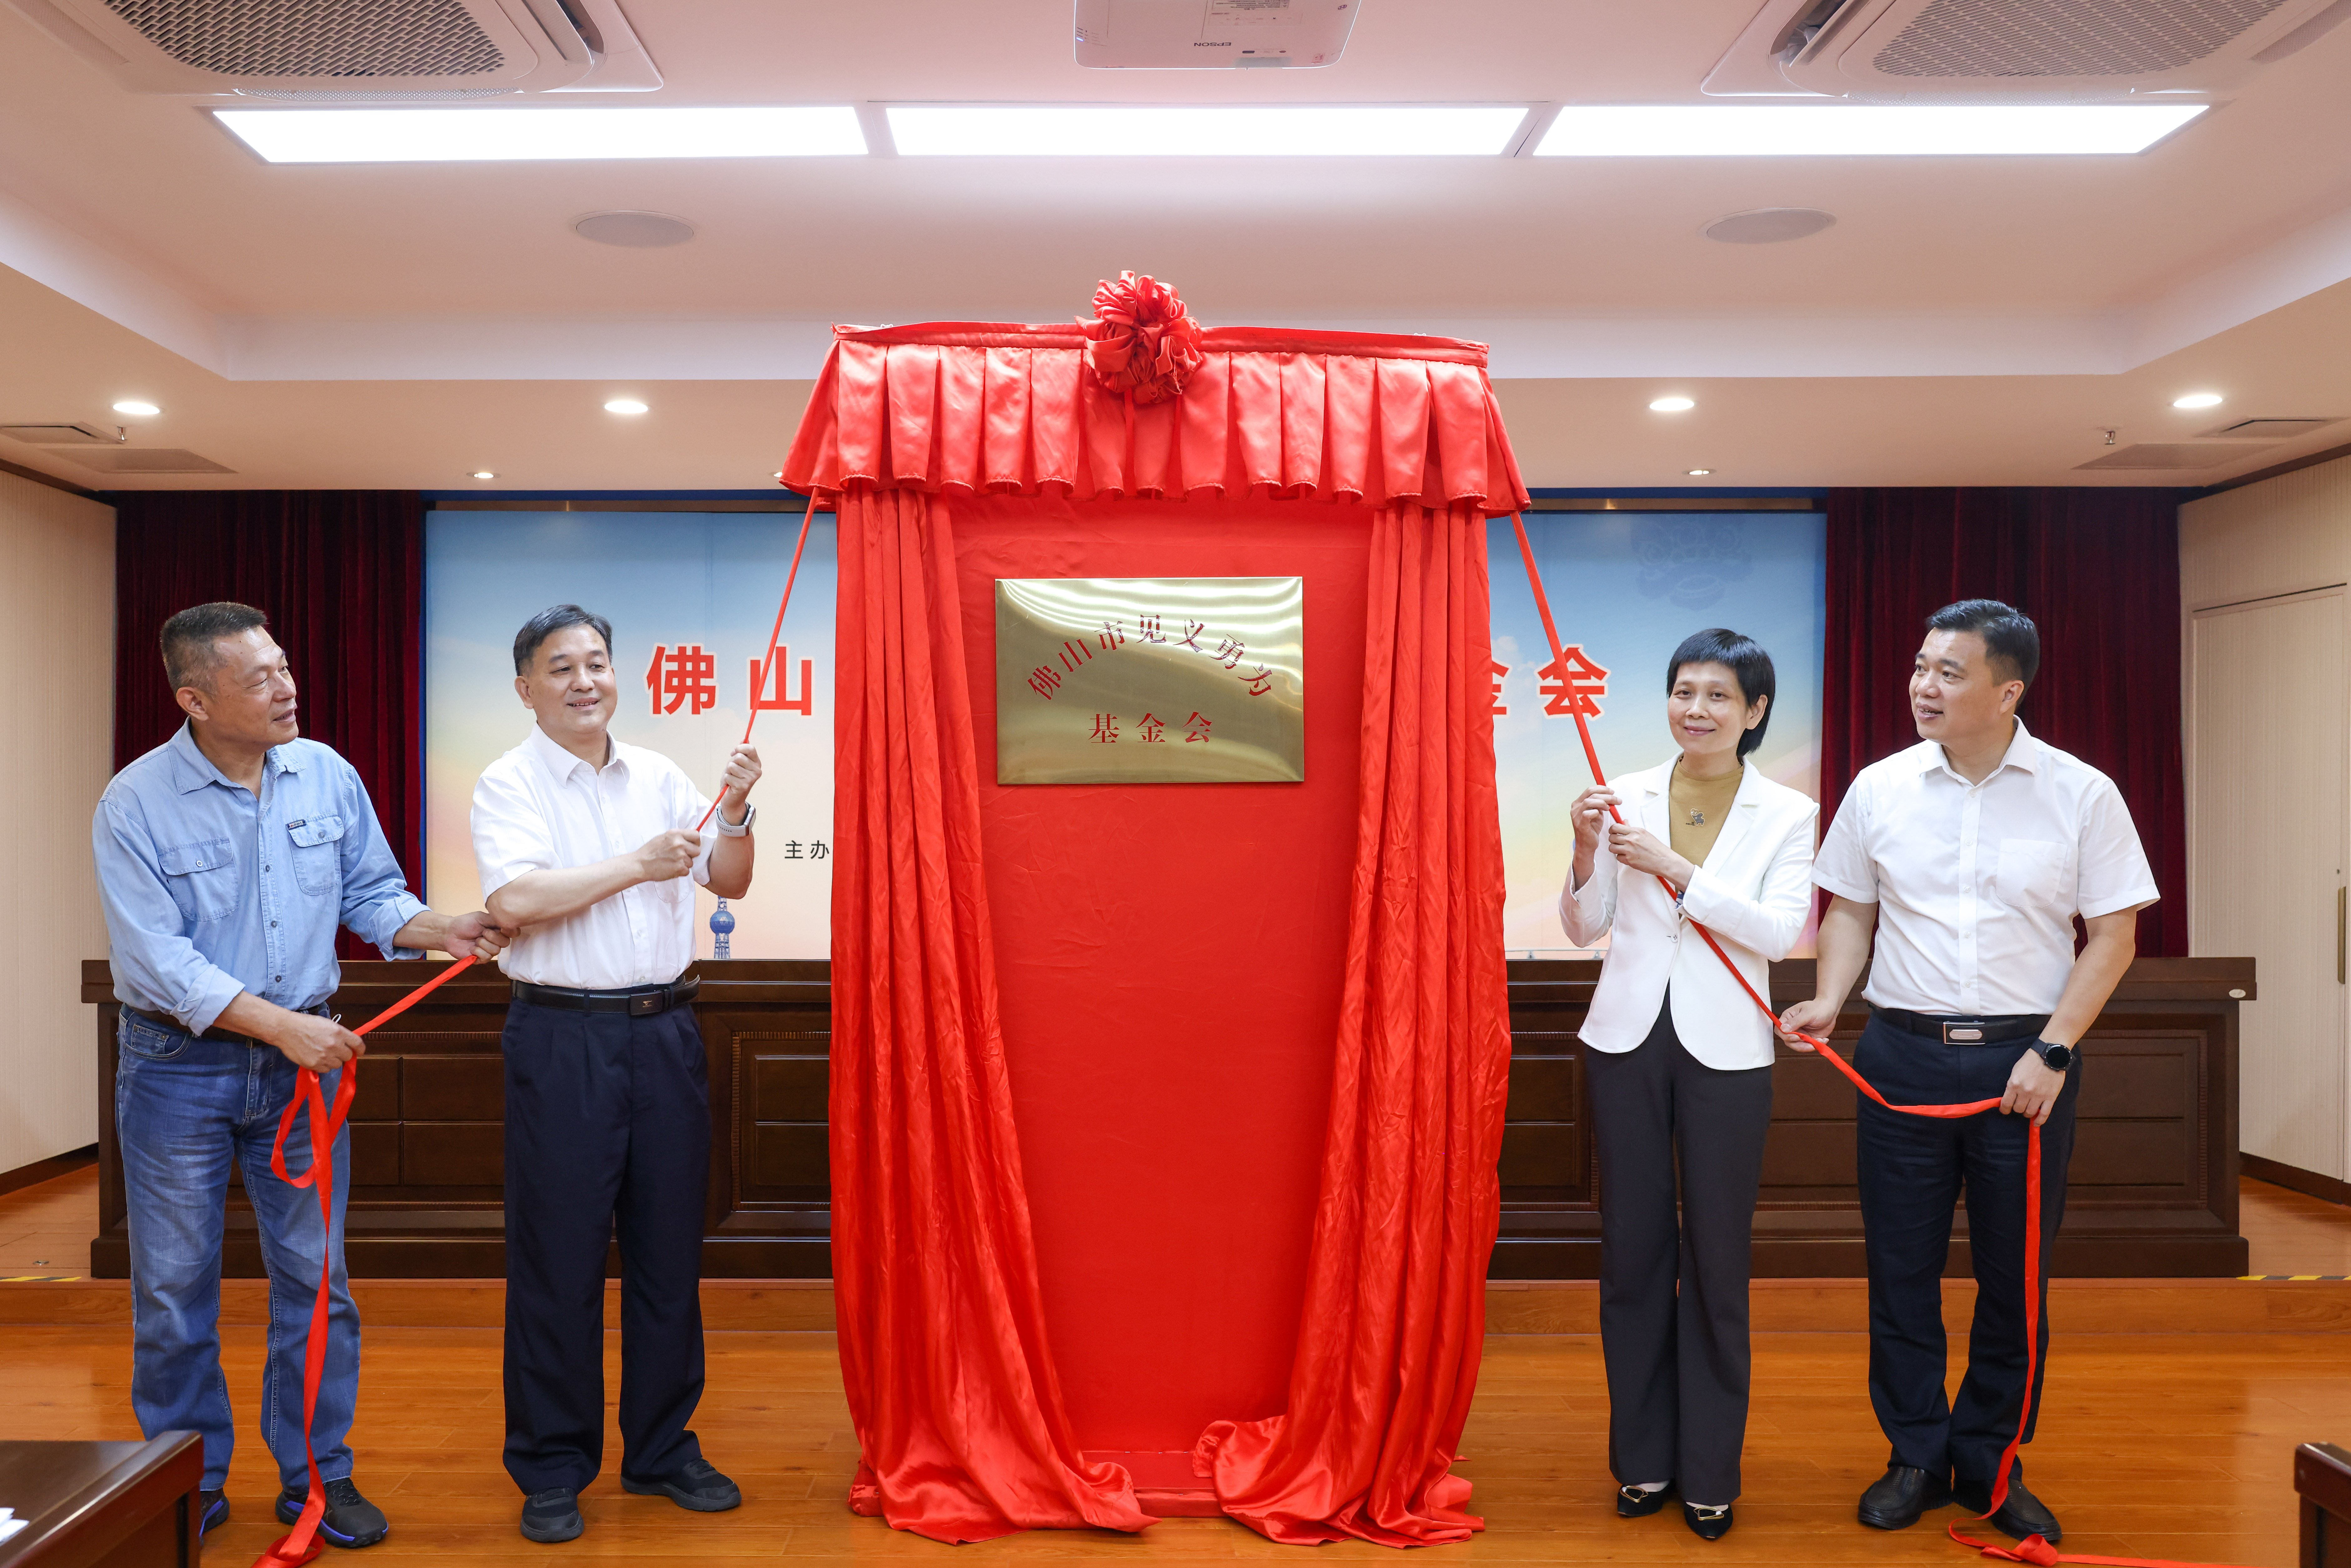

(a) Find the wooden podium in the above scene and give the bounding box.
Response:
[83,955,2250,1280]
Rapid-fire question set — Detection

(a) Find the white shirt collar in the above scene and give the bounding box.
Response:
[524,721,622,784]
[1918,718,2041,785]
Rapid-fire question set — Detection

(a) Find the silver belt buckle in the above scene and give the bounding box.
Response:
[1942,1021,1986,1044]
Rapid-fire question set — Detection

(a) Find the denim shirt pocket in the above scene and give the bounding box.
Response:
[118,1008,190,1061]
[159,837,239,925]
[287,815,347,896]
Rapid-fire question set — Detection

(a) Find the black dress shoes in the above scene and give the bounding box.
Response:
[1684,1502,1734,1540]
[1859,1464,1952,1530]
[1954,1471,2063,1543]
[1615,1483,1674,1518]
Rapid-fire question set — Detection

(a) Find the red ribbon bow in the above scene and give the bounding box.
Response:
[1080,271,1204,405]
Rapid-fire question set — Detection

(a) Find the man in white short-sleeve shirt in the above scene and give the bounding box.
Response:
[471,604,763,1546]
[1779,600,2156,1547]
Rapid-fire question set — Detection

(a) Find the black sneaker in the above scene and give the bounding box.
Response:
[275,1477,390,1548]
[621,1456,742,1513]
[199,1490,229,1536]
[520,1488,585,1544]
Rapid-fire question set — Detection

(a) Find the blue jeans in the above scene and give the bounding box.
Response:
[116,1010,361,1492]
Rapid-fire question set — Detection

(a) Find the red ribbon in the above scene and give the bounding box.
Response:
[250,499,823,1568]
[1504,514,2250,1568]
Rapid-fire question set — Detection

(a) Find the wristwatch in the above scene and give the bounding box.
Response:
[2030,1039,2075,1072]
[715,804,756,838]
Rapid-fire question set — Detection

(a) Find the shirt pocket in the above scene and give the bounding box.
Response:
[287,815,347,896]
[1994,838,2069,911]
[159,837,239,925]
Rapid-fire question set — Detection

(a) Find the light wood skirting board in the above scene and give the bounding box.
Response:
[9,1276,2351,1333]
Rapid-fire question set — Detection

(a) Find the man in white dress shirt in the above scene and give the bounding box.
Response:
[1779,600,2156,1546]
[470,605,762,1545]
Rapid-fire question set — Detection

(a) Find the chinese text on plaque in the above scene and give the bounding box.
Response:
[994,577,1305,784]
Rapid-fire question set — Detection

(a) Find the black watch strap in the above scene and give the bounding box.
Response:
[2033,1039,2074,1071]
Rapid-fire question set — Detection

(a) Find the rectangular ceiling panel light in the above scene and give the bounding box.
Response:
[887,105,1528,156]
[214,107,866,163]
[1533,104,2206,157]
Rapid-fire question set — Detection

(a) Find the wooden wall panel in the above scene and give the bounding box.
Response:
[86,957,2245,1279]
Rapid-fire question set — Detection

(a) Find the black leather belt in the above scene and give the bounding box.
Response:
[512,977,700,1017]
[126,1003,330,1048]
[1872,1007,2050,1045]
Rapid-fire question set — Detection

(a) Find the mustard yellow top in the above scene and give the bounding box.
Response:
[1667,761,1744,867]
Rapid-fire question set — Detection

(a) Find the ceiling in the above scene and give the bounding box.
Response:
[5,0,2351,492]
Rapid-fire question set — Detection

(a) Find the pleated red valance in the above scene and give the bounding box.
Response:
[782,322,1532,514]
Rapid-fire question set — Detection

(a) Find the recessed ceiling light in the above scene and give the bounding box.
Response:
[211,107,867,164]
[604,398,649,415]
[2172,392,2224,409]
[112,400,160,416]
[1534,104,2205,158]
[470,470,497,480]
[1650,396,1696,413]
[1685,468,1714,476]
[575,211,697,248]
[885,104,1528,157]
[1704,208,1835,245]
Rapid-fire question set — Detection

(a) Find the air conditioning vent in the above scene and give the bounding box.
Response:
[2073,442,2278,470]
[2200,416,2342,439]
[0,422,121,444]
[1870,0,2287,78]
[1705,0,2349,98]
[60,448,237,474]
[3,0,658,94]
[104,0,507,79]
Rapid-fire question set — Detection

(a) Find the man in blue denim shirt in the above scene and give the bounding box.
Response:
[93,602,507,1548]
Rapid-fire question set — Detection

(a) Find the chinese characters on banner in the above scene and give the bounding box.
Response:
[1487,646,1611,718]
[994,576,1305,784]
[644,642,816,718]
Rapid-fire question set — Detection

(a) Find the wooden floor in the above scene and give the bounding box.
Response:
[6,1165,2351,1562]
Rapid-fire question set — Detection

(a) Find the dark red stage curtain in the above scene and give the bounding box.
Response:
[1821,487,2188,957]
[1193,501,1513,1546]
[112,491,427,957]
[829,486,1151,1544]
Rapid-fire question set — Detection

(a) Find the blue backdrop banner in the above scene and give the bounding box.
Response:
[1487,510,1827,957]
[424,509,837,959]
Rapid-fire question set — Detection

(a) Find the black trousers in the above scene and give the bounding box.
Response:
[1854,1013,2081,1483]
[1586,999,1775,1504]
[501,996,712,1495]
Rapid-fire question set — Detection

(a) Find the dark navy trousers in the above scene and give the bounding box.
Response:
[1853,1013,2081,1484]
[501,997,711,1495]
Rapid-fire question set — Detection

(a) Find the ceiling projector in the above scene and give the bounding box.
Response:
[1075,0,1360,68]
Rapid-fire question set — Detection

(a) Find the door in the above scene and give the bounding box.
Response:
[2190,588,2348,1179]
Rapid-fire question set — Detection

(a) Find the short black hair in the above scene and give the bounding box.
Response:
[1925,599,2040,689]
[1665,628,1777,760]
[161,601,269,691]
[513,605,613,675]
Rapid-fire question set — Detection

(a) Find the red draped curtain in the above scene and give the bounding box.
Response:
[1821,486,2189,957]
[111,491,426,957]
[1192,500,1511,1545]
[792,323,1521,1546]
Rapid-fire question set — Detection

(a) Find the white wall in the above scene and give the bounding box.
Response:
[0,469,113,1175]
[2182,453,2351,1176]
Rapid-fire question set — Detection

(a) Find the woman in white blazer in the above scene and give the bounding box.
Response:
[1560,628,1818,1542]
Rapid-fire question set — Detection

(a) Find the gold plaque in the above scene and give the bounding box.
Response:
[995,577,1305,784]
